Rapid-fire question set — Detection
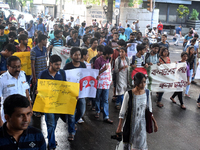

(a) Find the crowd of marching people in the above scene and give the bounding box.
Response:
[0,12,199,150]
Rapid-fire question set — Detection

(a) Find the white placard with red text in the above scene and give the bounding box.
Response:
[52,46,71,69]
[97,63,112,89]
[65,68,99,98]
[148,63,187,92]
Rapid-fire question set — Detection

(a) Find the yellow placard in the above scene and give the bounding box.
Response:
[32,79,79,115]
[13,52,32,75]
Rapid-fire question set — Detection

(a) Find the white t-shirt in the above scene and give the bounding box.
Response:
[48,20,55,32]
[131,24,135,30]
[19,18,26,29]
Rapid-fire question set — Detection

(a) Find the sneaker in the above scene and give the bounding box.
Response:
[78,118,84,124]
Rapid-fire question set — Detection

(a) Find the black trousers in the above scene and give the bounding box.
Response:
[171,92,183,105]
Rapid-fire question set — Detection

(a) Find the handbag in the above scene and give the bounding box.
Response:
[145,89,153,134]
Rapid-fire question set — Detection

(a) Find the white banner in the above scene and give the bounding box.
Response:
[97,63,112,89]
[195,59,200,79]
[65,68,99,98]
[148,63,187,92]
[52,47,71,69]
[127,43,137,58]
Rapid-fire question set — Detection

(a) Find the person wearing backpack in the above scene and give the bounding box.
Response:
[37,18,46,34]
[129,44,148,87]
[114,47,129,110]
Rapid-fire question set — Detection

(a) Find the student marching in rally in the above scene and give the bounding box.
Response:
[94,45,113,124]
[116,72,158,150]
[37,54,66,149]
[170,52,190,109]
[129,44,148,87]
[184,46,195,97]
[114,47,129,110]
[64,47,87,141]
[157,47,171,108]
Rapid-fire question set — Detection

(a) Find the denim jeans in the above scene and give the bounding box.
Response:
[88,98,96,107]
[116,95,124,106]
[67,98,86,135]
[185,69,193,95]
[45,113,60,149]
[95,89,109,120]
[157,92,164,102]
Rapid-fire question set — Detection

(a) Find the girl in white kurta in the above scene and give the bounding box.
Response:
[116,72,158,150]
[114,47,129,109]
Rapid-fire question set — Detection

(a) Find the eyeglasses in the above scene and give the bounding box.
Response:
[9,65,21,69]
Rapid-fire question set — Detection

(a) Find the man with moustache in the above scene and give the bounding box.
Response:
[0,56,30,123]
[64,47,86,141]
[0,94,46,149]
[15,34,31,52]
[38,54,66,149]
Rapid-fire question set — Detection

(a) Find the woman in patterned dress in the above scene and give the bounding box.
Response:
[116,72,158,150]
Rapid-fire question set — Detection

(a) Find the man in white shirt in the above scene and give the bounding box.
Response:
[47,17,55,32]
[0,56,30,123]
[131,21,136,31]
[18,15,26,29]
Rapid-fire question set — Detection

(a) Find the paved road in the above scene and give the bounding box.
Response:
[30,36,200,150]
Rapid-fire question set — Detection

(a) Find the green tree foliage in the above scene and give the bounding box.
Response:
[177,5,189,19]
[189,9,199,20]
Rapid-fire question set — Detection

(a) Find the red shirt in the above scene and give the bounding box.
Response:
[9,17,17,22]
[157,24,163,31]
[16,45,31,52]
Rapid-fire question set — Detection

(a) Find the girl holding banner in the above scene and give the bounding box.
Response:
[170,52,190,109]
[157,47,171,108]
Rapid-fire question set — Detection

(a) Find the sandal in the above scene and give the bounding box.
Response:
[197,103,200,108]
[95,113,100,118]
[115,105,120,110]
[104,119,113,124]
[170,97,176,104]
[112,96,117,102]
[91,106,95,111]
[181,105,186,110]
[184,94,191,98]
[68,134,74,141]
[87,101,92,106]
[157,102,164,108]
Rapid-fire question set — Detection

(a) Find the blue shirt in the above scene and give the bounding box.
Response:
[0,53,7,72]
[26,24,35,38]
[79,27,85,37]
[176,27,181,34]
[30,45,47,78]
[50,38,63,47]
[125,27,132,40]
[0,123,46,150]
[38,69,66,81]
[37,23,46,34]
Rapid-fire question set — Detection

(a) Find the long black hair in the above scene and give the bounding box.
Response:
[133,72,147,88]
[187,46,195,64]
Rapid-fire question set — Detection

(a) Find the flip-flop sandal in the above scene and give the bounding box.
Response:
[170,97,176,104]
[157,103,163,108]
[95,113,99,118]
[115,105,120,110]
[104,119,113,124]
[68,134,74,141]
[112,96,117,102]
